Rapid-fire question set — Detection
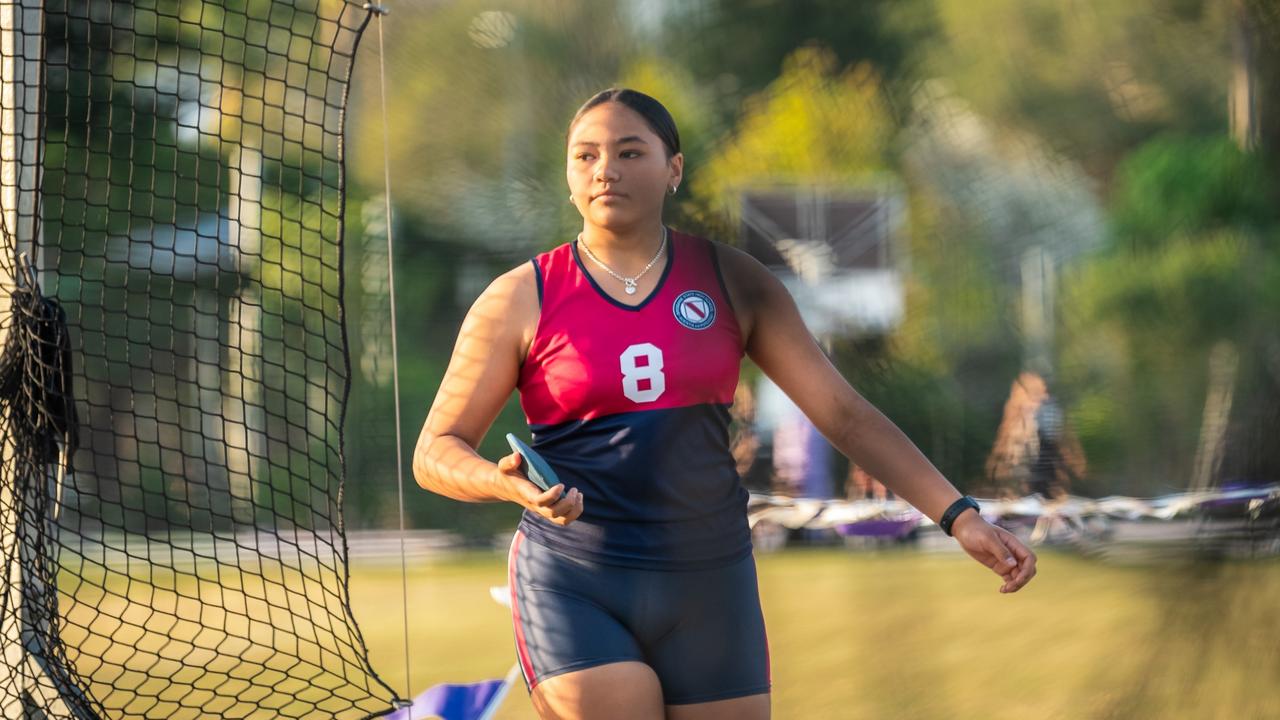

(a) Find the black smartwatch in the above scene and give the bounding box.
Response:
[939,495,980,536]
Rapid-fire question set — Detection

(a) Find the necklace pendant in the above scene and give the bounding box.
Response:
[624,280,638,295]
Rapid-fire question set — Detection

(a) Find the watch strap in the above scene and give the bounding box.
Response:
[940,495,980,536]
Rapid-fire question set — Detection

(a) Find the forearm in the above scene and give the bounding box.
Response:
[412,433,511,503]
[831,388,964,524]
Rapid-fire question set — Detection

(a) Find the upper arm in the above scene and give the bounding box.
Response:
[417,262,539,451]
[717,244,857,442]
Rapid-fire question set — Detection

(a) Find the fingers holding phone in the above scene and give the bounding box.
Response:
[495,443,584,526]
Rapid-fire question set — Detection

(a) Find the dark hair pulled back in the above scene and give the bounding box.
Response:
[566,87,681,158]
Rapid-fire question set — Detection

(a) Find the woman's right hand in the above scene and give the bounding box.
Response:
[494,451,584,526]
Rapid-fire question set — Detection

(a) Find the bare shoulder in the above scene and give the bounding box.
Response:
[425,260,539,448]
[459,259,540,361]
[709,240,787,341]
[488,258,539,302]
[712,241,774,293]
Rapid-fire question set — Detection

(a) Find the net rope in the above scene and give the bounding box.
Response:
[1,0,403,716]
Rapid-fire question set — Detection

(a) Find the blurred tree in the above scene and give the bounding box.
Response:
[900,84,1106,489]
[1110,135,1276,251]
[660,0,938,128]
[341,1,734,531]
[43,0,364,530]
[926,0,1231,181]
[1250,0,1280,157]
[346,0,638,256]
[686,44,894,236]
[1230,0,1280,155]
[910,0,1280,494]
[683,46,1010,487]
[1061,135,1280,493]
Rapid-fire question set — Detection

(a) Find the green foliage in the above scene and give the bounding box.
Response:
[927,0,1230,177]
[689,44,895,234]
[1081,233,1257,346]
[1059,228,1280,492]
[346,0,638,250]
[661,0,937,124]
[1110,135,1278,251]
[832,340,1009,490]
[345,1,1280,509]
[51,0,1278,528]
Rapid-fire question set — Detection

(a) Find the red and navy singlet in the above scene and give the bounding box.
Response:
[515,227,751,570]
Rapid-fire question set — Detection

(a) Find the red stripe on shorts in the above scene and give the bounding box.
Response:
[508,530,538,688]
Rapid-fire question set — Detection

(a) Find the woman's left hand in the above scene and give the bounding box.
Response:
[950,510,1037,593]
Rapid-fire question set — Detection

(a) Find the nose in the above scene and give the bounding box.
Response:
[593,156,620,182]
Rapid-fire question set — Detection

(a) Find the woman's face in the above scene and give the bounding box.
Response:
[566,102,682,232]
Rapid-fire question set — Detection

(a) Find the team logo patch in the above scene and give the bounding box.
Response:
[673,290,716,330]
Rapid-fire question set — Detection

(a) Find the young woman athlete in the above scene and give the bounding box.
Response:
[413,88,1038,720]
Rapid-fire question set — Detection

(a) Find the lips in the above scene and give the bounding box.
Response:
[593,191,625,200]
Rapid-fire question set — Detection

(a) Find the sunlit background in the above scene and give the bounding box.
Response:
[3,0,1277,717]
[337,1,1280,717]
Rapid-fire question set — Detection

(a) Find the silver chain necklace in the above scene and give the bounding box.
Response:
[577,225,667,295]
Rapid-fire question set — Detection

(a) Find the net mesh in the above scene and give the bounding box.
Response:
[1,0,400,716]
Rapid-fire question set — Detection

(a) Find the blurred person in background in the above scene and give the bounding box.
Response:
[771,401,834,498]
[846,463,891,501]
[730,381,762,481]
[987,372,1087,501]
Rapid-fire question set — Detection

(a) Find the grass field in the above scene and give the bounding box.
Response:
[350,547,1280,720]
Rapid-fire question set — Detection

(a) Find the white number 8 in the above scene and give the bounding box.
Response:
[620,343,666,403]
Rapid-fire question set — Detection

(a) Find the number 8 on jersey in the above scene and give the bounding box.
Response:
[620,342,665,403]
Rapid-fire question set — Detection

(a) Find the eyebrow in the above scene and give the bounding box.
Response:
[571,136,649,148]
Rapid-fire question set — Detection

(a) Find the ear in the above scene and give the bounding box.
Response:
[669,152,684,188]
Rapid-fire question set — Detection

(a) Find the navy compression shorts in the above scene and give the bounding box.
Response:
[506,530,772,705]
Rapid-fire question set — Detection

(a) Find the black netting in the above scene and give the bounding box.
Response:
[1,0,400,717]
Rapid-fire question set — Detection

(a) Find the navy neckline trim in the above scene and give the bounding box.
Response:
[571,226,676,312]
